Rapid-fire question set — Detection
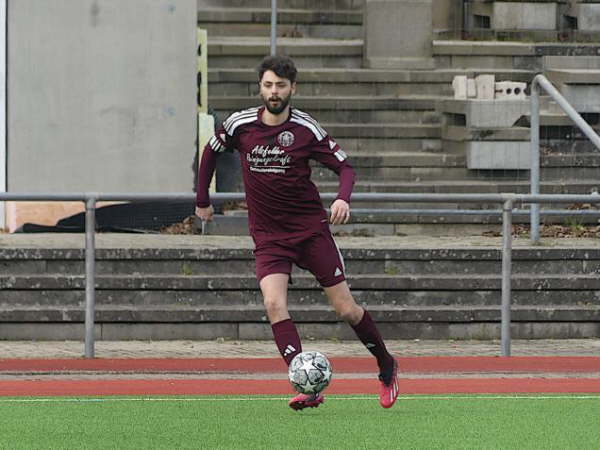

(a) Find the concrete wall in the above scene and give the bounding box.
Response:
[7,0,197,193]
[0,0,5,230]
[432,0,463,37]
[364,0,434,69]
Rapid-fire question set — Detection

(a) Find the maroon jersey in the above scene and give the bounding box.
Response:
[197,106,355,242]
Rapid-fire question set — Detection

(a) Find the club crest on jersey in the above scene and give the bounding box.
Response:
[277,131,295,147]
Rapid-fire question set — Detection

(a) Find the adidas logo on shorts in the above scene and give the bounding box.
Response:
[334,267,343,277]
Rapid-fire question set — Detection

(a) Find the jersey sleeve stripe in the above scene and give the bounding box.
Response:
[209,135,225,152]
[334,149,347,162]
[292,109,327,137]
[290,116,326,141]
[226,115,259,135]
[223,109,258,128]
[223,107,260,133]
[223,111,256,130]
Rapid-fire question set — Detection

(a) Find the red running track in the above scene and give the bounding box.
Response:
[0,378,599,397]
[1,357,599,373]
[1,357,599,396]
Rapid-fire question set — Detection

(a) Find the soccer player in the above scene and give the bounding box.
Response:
[196,55,399,410]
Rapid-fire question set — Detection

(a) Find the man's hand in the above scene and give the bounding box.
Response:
[195,205,214,222]
[329,199,350,225]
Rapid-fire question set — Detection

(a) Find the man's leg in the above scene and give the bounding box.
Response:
[323,281,399,408]
[260,273,324,410]
[323,281,394,371]
[260,273,302,365]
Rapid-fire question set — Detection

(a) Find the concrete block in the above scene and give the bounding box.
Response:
[453,75,468,99]
[470,100,529,128]
[443,125,530,142]
[432,0,463,36]
[466,141,531,170]
[438,99,530,128]
[475,74,495,100]
[364,0,435,69]
[493,2,558,30]
[467,79,477,98]
[546,69,600,84]
[544,55,600,70]
[495,81,527,100]
[433,40,536,57]
[578,5,600,31]
[559,84,600,112]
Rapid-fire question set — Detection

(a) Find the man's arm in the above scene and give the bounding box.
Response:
[196,126,232,221]
[310,137,356,225]
[195,143,217,221]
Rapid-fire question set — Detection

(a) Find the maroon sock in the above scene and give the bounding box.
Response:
[271,318,302,366]
[351,309,394,373]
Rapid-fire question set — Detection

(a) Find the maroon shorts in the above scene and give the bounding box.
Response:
[254,225,346,288]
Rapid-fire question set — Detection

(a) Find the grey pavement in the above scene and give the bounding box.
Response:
[1,339,599,359]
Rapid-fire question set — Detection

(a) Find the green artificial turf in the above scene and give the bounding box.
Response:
[0,395,599,449]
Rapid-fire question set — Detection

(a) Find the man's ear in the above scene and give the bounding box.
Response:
[291,82,297,95]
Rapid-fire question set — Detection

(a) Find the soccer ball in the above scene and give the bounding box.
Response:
[288,351,332,395]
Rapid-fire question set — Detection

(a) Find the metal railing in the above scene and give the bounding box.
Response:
[530,74,600,244]
[270,0,277,56]
[2,192,600,359]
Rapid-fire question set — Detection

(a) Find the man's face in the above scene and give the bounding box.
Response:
[259,70,296,115]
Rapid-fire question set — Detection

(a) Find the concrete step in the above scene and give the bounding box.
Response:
[211,95,444,124]
[3,288,599,308]
[198,0,365,10]
[198,8,362,39]
[2,233,599,339]
[5,251,600,277]
[433,40,600,70]
[211,94,440,110]
[209,82,450,98]
[323,123,441,139]
[463,31,600,43]
[207,68,534,97]
[5,273,600,291]
[341,151,465,168]
[544,55,600,70]
[1,304,597,323]
[316,179,600,195]
[312,164,473,182]
[208,37,363,68]
[208,67,535,84]
[443,125,600,144]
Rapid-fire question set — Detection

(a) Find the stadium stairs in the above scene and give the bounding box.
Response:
[200,0,600,236]
[1,234,599,340]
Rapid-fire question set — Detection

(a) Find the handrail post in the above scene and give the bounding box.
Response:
[530,78,541,244]
[501,198,514,357]
[270,0,277,56]
[84,196,97,358]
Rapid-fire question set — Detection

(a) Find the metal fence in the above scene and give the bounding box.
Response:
[2,192,600,359]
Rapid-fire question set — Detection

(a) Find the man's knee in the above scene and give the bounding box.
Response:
[263,295,287,314]
[335,302,363,324]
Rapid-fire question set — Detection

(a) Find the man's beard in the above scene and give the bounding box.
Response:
[262,93,292,115]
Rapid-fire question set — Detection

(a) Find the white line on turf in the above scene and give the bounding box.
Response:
[0,395,598,404]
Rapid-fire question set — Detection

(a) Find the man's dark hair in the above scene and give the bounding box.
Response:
[257,55,297,84]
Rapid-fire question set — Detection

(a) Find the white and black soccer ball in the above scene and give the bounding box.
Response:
[288,351,332,395]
